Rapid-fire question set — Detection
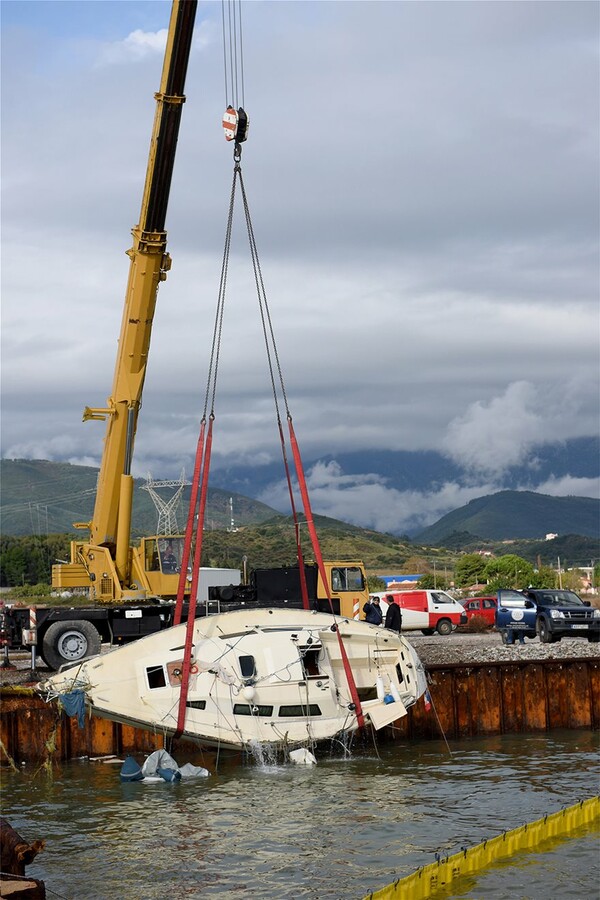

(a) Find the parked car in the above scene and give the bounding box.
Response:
[373,590,467,635]
[496,589,600,644]
[459,596,497,628]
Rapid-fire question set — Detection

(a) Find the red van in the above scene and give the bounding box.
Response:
[459,596,497,628]
[375,590,467,635]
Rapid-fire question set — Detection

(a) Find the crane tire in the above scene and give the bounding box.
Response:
[41,620,102,670]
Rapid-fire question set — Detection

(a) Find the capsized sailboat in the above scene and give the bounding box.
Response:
[40,608,427,752]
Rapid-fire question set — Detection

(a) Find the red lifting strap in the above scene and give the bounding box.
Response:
[174,420,206,626]
[277,420,310,609]
[287,418,365,730]
[174,417,214,739]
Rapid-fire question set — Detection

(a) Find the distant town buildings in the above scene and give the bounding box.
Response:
[377,574,422,590]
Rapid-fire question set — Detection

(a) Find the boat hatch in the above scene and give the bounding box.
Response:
[239,655,256,680]
[299,644,322,677]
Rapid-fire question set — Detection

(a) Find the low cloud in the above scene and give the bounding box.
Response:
[259,460,499,535]
[443,381,547,475]
[533,475,600,500]
[96,29,167,67]
[442,378,598,478]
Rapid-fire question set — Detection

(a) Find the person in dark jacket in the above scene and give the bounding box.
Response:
[363,597,383,625]
[384,595,402,632]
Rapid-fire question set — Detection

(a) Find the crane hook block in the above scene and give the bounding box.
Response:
[223,106,249,143]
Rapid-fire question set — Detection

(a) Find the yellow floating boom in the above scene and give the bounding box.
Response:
[364,796,599,900]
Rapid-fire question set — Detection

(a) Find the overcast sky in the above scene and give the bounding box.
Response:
[2,1,599,531]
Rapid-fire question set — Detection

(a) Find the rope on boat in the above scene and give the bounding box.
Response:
[363,796,600,900]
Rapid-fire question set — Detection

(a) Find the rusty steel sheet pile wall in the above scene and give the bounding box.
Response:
[378,658,599,743]
[1,658,599,764]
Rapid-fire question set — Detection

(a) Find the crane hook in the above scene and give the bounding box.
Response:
[223,105,249,145]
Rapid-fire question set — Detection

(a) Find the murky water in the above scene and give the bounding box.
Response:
[3,730,599,899]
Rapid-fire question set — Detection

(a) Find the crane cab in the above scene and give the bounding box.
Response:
[53,536,191,603]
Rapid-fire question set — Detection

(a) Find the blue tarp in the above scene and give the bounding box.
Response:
[59,690,87,728]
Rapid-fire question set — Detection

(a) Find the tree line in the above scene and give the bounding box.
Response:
[451,552,596,592]
[0,535,72,588]
[1,535,597,594]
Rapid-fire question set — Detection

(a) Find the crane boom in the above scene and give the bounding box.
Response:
[54,0,198,601]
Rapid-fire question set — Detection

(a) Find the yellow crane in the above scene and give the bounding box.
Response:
[47,0,371,642]
[52,0,197,602]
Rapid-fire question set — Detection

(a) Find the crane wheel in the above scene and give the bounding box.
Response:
[41,620,102,671]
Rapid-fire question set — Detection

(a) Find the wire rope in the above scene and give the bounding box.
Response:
[221,0,244,109]
[221,0,229,106]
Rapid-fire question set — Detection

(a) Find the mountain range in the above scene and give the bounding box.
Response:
[415,490,599,543]
[0,457,598,545]
[0,459,276,538]
[210,436,599,499]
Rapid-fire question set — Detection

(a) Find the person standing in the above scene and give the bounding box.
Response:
[385,594,402,632]
[363,597,383,625]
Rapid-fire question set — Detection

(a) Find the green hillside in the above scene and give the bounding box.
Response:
[415,490,599,543]
[0,458,277,536]
[198,514,449,571]
[2,462,598,586]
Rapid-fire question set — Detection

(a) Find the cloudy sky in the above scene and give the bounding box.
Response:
[2,1,599,531]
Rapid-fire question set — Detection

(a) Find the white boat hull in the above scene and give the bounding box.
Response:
[41,608,427,752]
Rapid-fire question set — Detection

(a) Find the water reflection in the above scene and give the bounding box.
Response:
[3,730,599,899]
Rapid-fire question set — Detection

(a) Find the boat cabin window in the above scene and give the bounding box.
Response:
[279,704,322,717]
[233,704,274,717]
[239,655,256,680]
[146,665,167,689]
[396,662,408,685]
[186,700,207,710]
[330,566,364,592]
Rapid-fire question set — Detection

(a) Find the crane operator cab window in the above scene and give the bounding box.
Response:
[145,537,184,574]
[331,566,365,592]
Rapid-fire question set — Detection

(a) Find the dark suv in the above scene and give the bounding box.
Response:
[496,589,600,644]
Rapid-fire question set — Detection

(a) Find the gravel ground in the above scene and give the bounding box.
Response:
[2,630,598,688]
[409,630,600,666]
